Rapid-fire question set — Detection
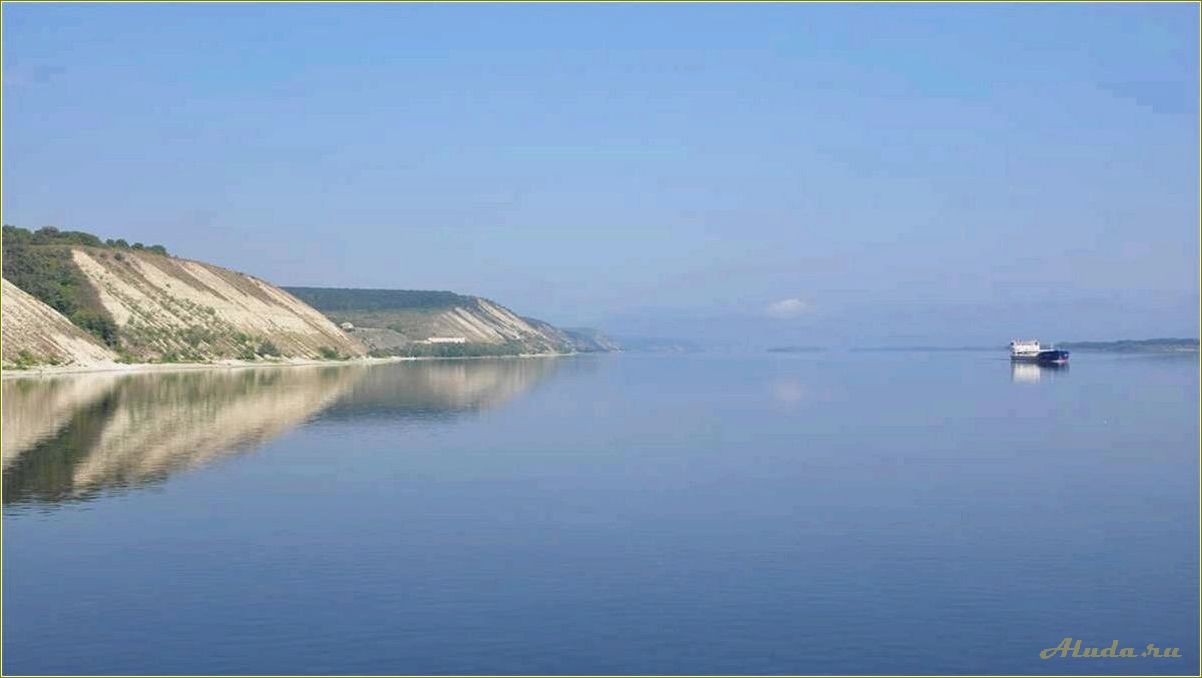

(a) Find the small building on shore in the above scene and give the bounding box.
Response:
[426,336,466,344]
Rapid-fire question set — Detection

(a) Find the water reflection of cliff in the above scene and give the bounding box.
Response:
[2,358,562,507]
[2,366,363,506]
[319,358,562,420]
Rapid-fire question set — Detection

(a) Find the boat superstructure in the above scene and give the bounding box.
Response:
[1009,339,1070,364]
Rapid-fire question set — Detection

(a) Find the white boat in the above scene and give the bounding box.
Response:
[1009,339,1070,364]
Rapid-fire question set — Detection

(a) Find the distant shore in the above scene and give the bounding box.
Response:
[1058,338,1198,353]
[0,351,572,380]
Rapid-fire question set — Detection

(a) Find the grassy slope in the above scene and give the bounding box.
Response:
[281,287,474,312]
[285,286,577,357]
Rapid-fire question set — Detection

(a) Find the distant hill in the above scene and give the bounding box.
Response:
[767,346,827,353]
[612,336,702,353]
[286,286,618,357]
[560,327,622,353]
[2,225,363,367]
[1058,338,1199,353]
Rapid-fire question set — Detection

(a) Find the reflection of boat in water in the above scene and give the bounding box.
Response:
[1009,339,1070,364]
[1011,360,1069,383]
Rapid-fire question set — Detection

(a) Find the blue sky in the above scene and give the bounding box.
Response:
[3,3,1198,345]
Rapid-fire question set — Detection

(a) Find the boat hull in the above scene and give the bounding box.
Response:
[1012,349,1070,364]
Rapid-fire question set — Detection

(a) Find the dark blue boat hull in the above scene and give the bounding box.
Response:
[1012,349,1070,364]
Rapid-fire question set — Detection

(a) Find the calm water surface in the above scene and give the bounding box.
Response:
[2,352,1198,675]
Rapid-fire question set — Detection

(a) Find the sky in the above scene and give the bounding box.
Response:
[3,3,1198,346]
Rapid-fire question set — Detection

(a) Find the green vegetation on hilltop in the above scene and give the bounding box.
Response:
[1,226,126,346]
[370,341,531,359]
[3,225,170,347]
[285,287,473,312]
[3,225,168,255]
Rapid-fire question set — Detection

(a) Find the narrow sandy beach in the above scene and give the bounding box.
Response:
[0,352,573,380]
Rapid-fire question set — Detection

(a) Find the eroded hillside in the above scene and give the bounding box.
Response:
[3,225,614,367]
[286,287,598,356]
[3,225,364,365]
[1,278,118,368]
[71,249,364,361]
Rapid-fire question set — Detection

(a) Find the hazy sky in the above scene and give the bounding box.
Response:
[3,3,1198,345]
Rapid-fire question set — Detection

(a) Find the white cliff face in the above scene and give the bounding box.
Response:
[442,299,569,350]
[335,300,573,354]
[69,248,365,361]
[1,278,118,368]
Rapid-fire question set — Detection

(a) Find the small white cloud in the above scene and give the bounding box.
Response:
[765,297,810,319]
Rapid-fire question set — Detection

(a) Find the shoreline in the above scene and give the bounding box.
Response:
[0,351,574,380]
